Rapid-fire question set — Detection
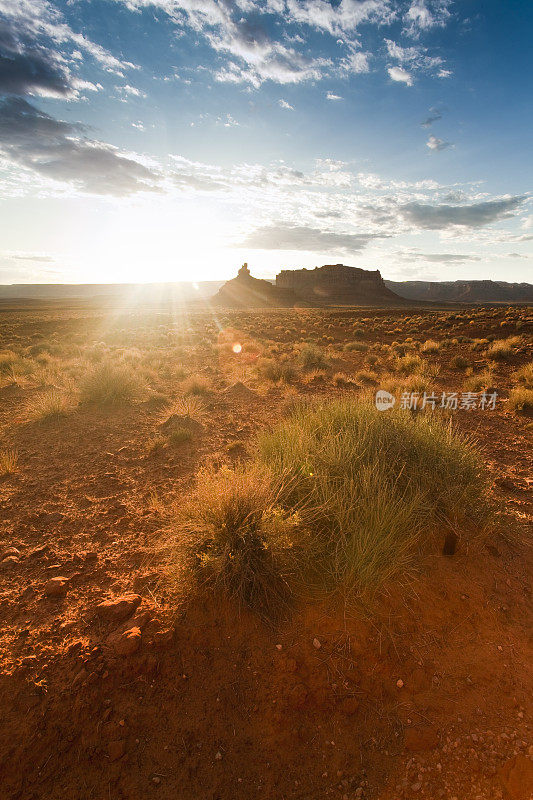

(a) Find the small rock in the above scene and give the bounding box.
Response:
[1,547,20,559]
[396,679,404,688]
[0,555,19,569]
[111,627,141,657]
[95,594,141,622]
[28,545,50,559]
[215,751,223,760]
[43,576,68,597]
[312,638,322,650]
[411,782,422,792]
[151,629,174,648]
[276,644,282,650]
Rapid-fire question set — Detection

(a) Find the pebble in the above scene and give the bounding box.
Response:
[313,638,322,649]
[95,594,141,622]
[43,576,68,597]
[396,679,404,688]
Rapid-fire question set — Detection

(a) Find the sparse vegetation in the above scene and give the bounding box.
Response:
[0,448,18,474]
[28,389,72,421]
[80,361,144,405]
[508,387,533,413]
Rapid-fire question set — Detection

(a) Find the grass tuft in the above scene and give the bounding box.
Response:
[80,361,144,405]
[0,448,18,474]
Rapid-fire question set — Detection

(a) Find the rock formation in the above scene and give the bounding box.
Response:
[276,263,403,305]
[212,263,298,308]
[214,262,406,308]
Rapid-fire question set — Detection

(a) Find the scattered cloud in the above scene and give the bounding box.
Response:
[278,99,294,110]
[0,0,136,98]
[0,97,160,195]
[426,134,452,152]
[400,196,527,229]
[421,106,444,127]
[387,66,413,85]
[237,224,384,253]
[326,91,343,100]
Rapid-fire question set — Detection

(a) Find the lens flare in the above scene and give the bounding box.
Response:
[232,343,242,354]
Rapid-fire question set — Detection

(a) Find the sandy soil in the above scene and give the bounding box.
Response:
[0,303,531,800]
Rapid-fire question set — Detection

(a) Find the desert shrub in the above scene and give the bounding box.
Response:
[421,339,440,354]
[463,371,494,392]
[354,369,378,385]
[451,355,469,370]
[394,354,426,375]
[0,448,18,474]
[487,337,519,361]
[0,350,19,376]
[80,361,144,405]
[513,362,533,389]
[508,388,533,413]
[332,372,353,387]
[344,341,369,353]
[181,465,298,619]
[256,358,298,383]
[297,343,329,370]
[256,399,488,601]
[28,389,72,421]
[181,375,212,397]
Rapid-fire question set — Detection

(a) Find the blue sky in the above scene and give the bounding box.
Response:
[0,0,531,283]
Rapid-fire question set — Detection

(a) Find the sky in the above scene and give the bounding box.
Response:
[0,0,532,285]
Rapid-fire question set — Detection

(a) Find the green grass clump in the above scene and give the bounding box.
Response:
[256,358,298,383]
[297,343,329,370]
[256,399,488,601]
[80,361,144,405]
[181,399,489,618]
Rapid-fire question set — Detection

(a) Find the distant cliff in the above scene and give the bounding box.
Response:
[385,279,533,303]
[276,264,405,305]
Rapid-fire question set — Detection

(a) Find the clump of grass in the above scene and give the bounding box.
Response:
[421,339,440,354]
[487,337,519,361]
[297,343,329,370]
[463,371,494,392]
[354,369,378,385]
[394,354,426,375]
[513,361,533,389]
[0,350,17,376]
[332,372,353,387]
[508,388,533,414]
[181,465,298,620]
[28,389,72,421]
[0,448,18,475]
[450,355,469,370]
[256,358,298,384]
[80,361,144,405]
[344,341,369,353]
[181,375,212,397]
[256,399,489,602]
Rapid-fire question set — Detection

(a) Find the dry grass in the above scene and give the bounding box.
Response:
[508,388,533,413]
[27,389,72,422]
[0,448,18,475]
[80,361,144,405]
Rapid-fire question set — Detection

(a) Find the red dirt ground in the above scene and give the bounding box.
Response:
[0,303,531,800]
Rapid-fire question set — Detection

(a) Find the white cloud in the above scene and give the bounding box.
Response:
[326,91,343,100]
[387,66,413,85]
[278,99,294,110]
[426,134,452,152]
